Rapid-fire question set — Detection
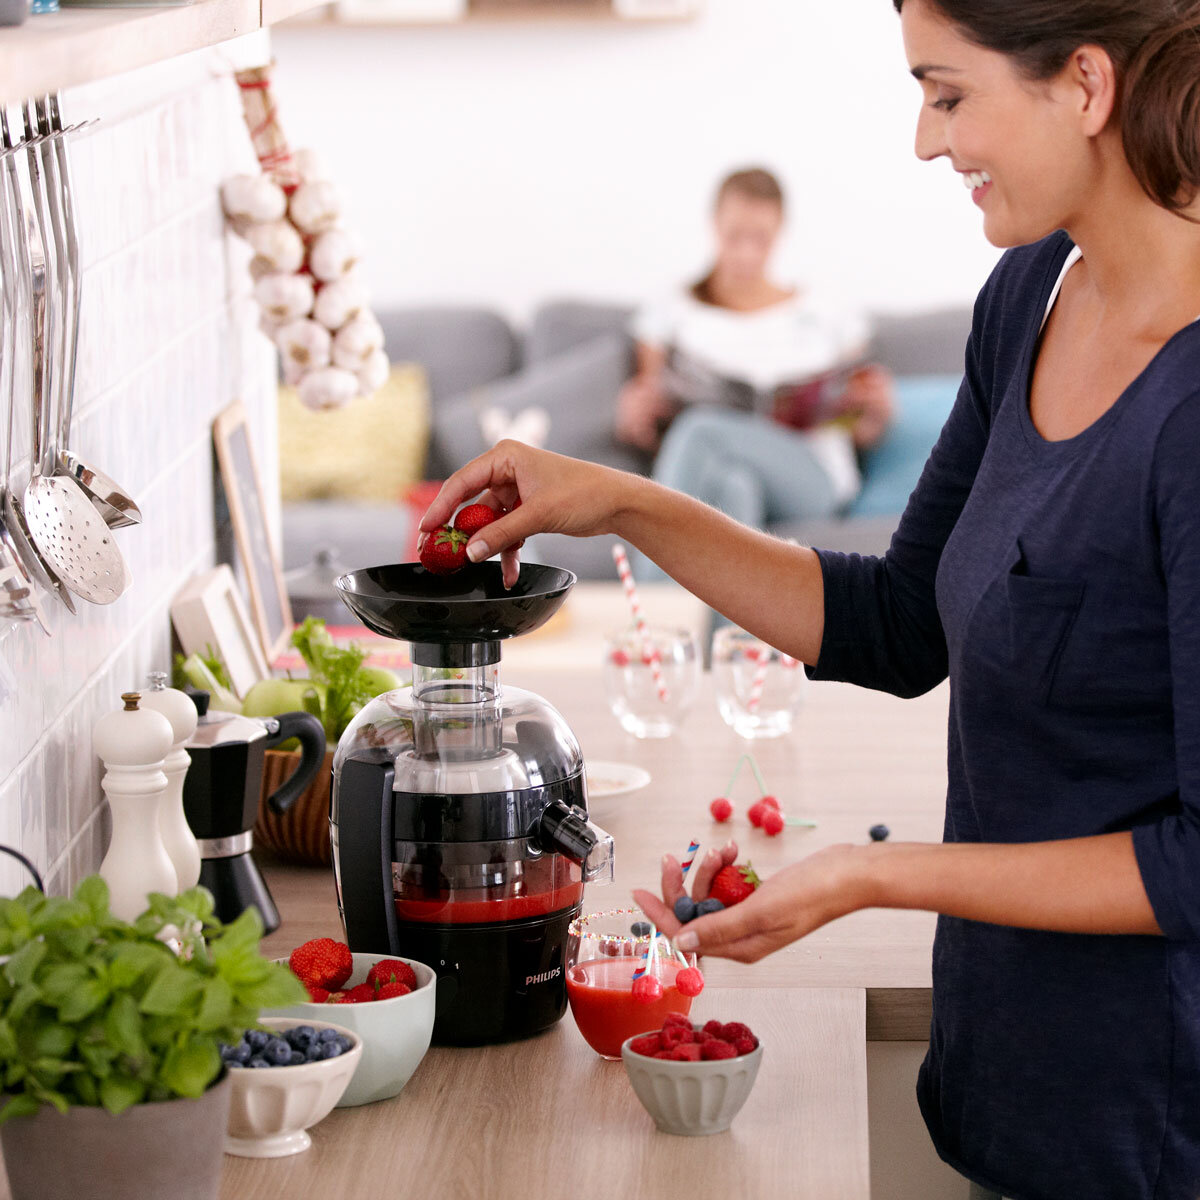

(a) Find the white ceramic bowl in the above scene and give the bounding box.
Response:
[268,952,436,1107]
[620,1026,763,1136]
[225,1017,361,1157]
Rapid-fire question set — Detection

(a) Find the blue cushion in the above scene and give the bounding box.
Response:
[849,374,961,517]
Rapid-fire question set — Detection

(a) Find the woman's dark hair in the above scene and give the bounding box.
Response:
[893,1,1200,214]
[693,167,786,303]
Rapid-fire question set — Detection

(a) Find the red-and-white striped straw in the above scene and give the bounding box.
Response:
[679,839,701,877]
[746,647,770,714]
[612,543,669,703]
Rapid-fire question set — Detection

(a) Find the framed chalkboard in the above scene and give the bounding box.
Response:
[212,402,293,663]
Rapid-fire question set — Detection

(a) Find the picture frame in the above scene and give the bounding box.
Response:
[212,401,294,665]
[170,565,270,700]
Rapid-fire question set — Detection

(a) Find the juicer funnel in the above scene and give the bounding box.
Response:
[335,562,574,667]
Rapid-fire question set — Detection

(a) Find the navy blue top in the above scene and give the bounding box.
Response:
[811,231,1200,1200]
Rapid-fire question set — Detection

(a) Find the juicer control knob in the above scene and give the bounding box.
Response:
[535,800,615,885]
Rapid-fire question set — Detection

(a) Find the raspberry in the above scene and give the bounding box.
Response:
[701,1040,738,1060]
[660,1026,694,1048]
[747,801,767,828]
[732,1035,759,1055]
[289,938,353,991]
[710,797,733,822]
[762,808,785,836]
[343,983,376,1004]
[670,1044,702,1061]
[376,981,412,1000]
[760,795,780,811]
[702,1020,725,1037]
[628,1034,662,1057]
[661,1012,693,1031]
[720,1022,755,1044]
[366,959,418,991]
[632,975,664,1004]
[304,983,330,1003]
[675,966,705,997]
[654,1051,676,1059]
[698,1030,721,1044]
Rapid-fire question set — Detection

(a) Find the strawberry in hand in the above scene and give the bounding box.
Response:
[419,526,471,575]
[453,503,499,537]
[708,863,761,908]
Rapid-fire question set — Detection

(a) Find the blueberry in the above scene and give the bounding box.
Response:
[320,1042,343,1059]
[696,898,726,916]
[265,1039,293,1066]
[869,824,890,842]
[673,896,698,924]
[287,1025,316,1048]
[288,1050,307,1066]
[230,1041,252,1065]
[246,1029,269,1051]
[248,1057,271,1068]
[316,1027,339,1043]
[630,921,652,937]
[335,1035,353,1052]
[304,1043,324,1062]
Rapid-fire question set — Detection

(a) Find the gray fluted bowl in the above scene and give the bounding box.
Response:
[620,1028,763,1136]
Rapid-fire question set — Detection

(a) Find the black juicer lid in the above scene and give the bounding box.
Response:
[335,562,575,666]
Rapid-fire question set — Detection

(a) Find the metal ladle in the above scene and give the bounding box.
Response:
[37,94,141,529]
[18,103,128,607]
[0,105,76,616]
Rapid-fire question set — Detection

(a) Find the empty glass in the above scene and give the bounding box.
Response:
[712,627,806,739]
[603,626,699,738]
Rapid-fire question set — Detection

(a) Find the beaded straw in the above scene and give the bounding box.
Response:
[612,542,669,703]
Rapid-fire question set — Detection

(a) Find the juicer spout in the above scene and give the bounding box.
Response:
[536,800,615,884]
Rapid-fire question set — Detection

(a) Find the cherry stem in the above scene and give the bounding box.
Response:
[744,753,768,796]
[785,816,818,828]
[722,755,747,797]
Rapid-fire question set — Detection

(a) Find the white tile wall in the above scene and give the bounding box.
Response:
[0,49,278,898]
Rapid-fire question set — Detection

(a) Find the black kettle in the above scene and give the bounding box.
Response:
[181,691,325,932]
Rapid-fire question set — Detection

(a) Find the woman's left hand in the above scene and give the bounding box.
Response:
[632,843,868,963]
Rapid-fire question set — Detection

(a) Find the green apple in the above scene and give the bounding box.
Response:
[357,666,403,698]
[241,678,326,719]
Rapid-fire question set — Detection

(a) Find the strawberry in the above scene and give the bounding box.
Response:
[343,983,377,1004]
[419,525,471,575]
[708,862,760,908]
[709,797,733,822]
[453,503,498,537]
[632,975,664,1004]
[327,991,352,1004]
[367,959,418,991]
[376,981,412,1000]
[701,1040,738,1060]
[304,983,330,1003]
[675,966,705,997]
[629,1034,662,1057]
[289,938,353,990]
[669,1044,703,1062]
[762,808,785,837]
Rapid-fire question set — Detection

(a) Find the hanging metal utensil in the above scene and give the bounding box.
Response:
[39,94,141,530]
[19,100,128,608]
[0,105,75,617]
[0,132,49,634]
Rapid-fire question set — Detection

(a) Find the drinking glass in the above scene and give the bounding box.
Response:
[603,626,699,738]
[712,627,806,739]
[565,908,697,1059]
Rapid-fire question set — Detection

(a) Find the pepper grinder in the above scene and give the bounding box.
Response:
[140,672,201,891]
[95,692,177,922]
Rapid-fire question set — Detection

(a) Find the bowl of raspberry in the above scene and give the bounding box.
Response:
[620,1014,763,1136]
[224,1018,362,1157]
[270,944,437,1107]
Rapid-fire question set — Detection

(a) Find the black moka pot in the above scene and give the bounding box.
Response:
[181,693,325,932]
[330,562,615,1045]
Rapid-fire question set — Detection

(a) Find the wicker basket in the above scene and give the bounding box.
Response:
[255,748,334,866]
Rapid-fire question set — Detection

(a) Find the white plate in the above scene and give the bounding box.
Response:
[586,760,651,798]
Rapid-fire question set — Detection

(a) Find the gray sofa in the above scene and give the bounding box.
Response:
[282,300,972,583]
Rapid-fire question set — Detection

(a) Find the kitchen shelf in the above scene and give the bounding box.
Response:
[0,0,303,106]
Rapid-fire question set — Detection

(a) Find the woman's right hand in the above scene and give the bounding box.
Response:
[419,440,638,587]
[615,375,675,451]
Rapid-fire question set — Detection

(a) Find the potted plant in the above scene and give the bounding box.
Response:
[0,877,305,1200]
[241,617,401,865]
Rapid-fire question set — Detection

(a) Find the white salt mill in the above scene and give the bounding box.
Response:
[140,672,201,891]
[95,692,177,922]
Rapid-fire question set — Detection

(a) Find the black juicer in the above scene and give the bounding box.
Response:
[332,562,614,1045]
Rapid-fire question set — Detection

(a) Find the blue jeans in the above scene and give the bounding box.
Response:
[635,407,841,580]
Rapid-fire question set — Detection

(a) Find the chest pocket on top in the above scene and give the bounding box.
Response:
[1006,550,1085,707]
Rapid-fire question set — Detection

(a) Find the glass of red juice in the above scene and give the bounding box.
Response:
[565,908,696,1060]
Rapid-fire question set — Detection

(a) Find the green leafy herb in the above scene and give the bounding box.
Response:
[0,878,305,1121]
[172,646,231,691]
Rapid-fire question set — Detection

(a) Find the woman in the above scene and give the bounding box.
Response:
[616,167,894,545]
[421,2,1200,1196]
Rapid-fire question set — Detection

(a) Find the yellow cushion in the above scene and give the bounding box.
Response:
[278,364,430,503]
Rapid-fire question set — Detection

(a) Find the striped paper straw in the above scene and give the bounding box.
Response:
[612,542,669,703]
[746,645,770,714]
[679,839,701,878]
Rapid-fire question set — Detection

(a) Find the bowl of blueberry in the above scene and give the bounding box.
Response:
[222,1018,362,1157]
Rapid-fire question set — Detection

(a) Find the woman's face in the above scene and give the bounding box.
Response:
[712,192,784,283]
[900,0,1104,247]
